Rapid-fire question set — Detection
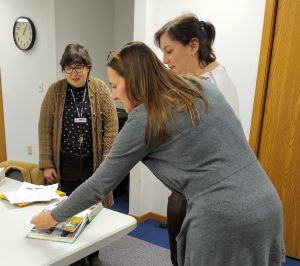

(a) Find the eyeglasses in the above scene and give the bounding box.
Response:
[63,65,85,74]
[107,50,121,62]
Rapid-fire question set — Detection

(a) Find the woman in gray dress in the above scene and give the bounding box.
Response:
[31,41,285,266]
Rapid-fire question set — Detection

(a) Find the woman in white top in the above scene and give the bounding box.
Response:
[155,14,239,116]
[154,13,239,265]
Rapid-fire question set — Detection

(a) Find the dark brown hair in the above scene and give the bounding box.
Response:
[154,13,216,68]
[60,44,92,72]
[107,42,208,146]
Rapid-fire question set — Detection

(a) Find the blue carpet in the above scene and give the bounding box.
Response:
[129,219,170,249]
[112,195,169,249]
[284,257,300,266]
[112,196,300,266]
[112,195,129,213]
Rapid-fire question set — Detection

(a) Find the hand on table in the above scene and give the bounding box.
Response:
[30,211,59,229]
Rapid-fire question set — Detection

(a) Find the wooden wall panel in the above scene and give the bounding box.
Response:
[0,73,7,162]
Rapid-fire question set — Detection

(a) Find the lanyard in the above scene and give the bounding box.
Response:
[70,86,87,118]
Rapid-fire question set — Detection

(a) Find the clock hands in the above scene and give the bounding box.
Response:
[22,24,28,36]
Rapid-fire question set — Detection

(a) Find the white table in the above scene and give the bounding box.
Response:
[0,178,137,266]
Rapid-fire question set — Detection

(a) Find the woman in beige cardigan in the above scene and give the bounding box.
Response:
[38,43,118,266]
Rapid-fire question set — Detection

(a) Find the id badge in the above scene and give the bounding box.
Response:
[74,117,87,123]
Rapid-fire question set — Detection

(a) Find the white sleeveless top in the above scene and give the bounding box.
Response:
[201,64,239,116]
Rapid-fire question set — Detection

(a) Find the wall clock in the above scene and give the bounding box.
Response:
[13,16,36,51]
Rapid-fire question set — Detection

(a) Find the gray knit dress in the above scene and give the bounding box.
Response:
[52,79,285,266]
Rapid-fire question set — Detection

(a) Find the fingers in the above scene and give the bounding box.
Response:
[30,215,39,225]
[30,214,45,228]
[30,211,59,229]
[44,168,58,184]
[51,169,58,179]
[46,176,57,184]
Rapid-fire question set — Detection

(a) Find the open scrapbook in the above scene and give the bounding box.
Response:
[26,201,103,243]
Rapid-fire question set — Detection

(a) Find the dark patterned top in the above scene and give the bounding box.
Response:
[61,84,93,155]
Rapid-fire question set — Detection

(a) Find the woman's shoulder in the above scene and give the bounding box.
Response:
[201,64,231,82]
[185,75,219,93]
[88,77,110,94]
[88,76,108,87]
[47,79,67,94]
[127,104,147,124]
[206,63,226,73]
[202,64,239,115]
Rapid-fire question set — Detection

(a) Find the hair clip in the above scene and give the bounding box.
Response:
[107,50,121,61]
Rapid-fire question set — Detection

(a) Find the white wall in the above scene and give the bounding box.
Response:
[113,0,134,109]
[113,0,134,49]
[0,0,57,163]
[129,0,267,216]
[54,0,114,85]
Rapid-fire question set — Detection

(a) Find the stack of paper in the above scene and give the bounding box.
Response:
[1,182,62,204]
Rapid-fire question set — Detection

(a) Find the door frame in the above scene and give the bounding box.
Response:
[249,0,278,155]
[0,71,7,162]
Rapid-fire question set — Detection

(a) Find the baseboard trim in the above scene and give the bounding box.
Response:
[129,211,167,224]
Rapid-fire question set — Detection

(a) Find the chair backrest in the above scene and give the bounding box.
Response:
[0,160,45,185]
[5,169,23,182]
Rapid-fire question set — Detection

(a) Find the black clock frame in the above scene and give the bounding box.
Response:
[13,16,36,51]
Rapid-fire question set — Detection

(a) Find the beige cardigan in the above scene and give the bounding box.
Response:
[38,77,118,207]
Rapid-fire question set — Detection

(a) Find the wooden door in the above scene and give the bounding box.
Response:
[0,72,7,162]
[250,0,300,259]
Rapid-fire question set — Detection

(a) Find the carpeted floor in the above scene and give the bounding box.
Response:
[97,235,172,266]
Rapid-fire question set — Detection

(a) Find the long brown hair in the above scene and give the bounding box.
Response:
[107,42,207,146]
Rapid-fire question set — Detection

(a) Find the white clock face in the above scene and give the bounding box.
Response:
[13,17,35,50]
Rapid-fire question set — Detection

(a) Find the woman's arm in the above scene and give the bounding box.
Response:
[32,106,151,227]
[38,85,56,170]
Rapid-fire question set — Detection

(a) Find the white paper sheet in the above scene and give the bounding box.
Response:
[2,182,61,204]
